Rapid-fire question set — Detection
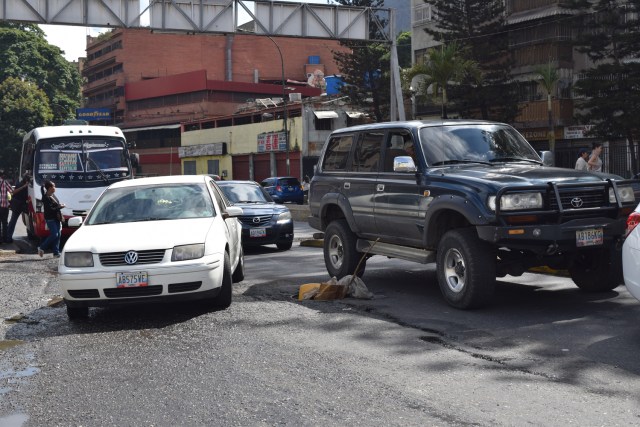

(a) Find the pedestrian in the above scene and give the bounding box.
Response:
[0,170,13,244]
[302,175,310,203]
[6,172,31,243]
[37,180,65,258]
[588,142,603,172]
[575,148,589,171]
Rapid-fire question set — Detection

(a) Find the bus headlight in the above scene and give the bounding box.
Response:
[488,193,543,211]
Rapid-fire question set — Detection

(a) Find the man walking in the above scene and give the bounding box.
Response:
[0,170,13,244]
[6,172,30,243]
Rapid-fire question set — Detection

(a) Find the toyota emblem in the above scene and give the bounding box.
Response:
[124,251,139,264]
[252,217,261,224]
[570,197,584,208]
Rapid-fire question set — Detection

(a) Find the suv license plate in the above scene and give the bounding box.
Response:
[576,228,603,247]
[116,271,148,288]
[250,227,266,238]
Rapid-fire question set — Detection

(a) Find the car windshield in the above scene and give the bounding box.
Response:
[278,178,301,186]
[419,124,541,166]
[86,183,215,225]
[218,183,272,203]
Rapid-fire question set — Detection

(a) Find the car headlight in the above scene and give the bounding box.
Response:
[488,192,543,211]
[64,252,94,267]
[172,244,205,261]
[609,186,635,203]
[277,211,292,224]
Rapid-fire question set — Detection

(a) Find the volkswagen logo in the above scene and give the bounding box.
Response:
[124,251,139,265]
[570,197,584,208]
[252,217,261,224]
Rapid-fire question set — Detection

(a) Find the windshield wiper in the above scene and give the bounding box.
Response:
[431,159,492,166]
[87,157,110,184]
[489,157,542,165]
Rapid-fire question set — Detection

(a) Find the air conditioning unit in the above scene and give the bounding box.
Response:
[289,93,302,102]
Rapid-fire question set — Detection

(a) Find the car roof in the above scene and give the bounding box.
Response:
[108,174,211,189]
[329,119,506,135]
[216,180,259,186]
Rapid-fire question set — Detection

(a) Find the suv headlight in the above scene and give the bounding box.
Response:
[488,192,543,211]
[172,244,204,261]
[64,252,94,267]
[609,186,635,203]
[277,211,292,224]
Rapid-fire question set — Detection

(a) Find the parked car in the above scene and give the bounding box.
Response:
[309,120,638,309]
[58,175,244,319]
[622,203,640,302]
[260,176,304,204]
[217,180,294,250]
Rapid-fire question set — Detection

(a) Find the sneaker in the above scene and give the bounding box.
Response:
[37,248,44,257]
[53,253,60,258]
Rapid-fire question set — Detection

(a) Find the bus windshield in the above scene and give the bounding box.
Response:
[35,137,131,187]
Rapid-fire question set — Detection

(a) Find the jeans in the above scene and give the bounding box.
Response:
[0,207,8,243]
[39,219,61,255]
[6,210,21,242]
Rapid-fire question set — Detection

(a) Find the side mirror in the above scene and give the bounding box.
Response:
[394,156,417,173]
[67,216,84,228]
[540,151,554,167]
[223,206,243,219]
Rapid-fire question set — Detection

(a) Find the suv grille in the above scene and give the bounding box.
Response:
[239,215,272,226]
[548,189,607,210]
[99,249,166,266]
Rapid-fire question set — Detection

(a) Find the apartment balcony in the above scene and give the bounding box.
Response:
[514,99,574,128]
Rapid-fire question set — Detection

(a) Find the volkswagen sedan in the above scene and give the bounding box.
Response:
[58,175,244,319]
[623,203,640,302]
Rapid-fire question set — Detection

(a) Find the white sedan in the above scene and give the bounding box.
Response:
[58,175,244,319]
[623,203,640,302]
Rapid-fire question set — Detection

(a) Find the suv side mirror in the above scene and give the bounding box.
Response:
[540,151,554,167]
[394,156,417,173]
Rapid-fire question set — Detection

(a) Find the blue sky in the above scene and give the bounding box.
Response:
[41,0,333,62]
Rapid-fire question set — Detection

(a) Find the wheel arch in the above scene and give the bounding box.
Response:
[424,196,488,248]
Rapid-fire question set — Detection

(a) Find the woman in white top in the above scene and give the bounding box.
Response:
[588,142,603,172]
[575,148,589,171]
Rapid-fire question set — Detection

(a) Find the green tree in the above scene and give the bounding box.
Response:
[332,0,390,122]
[0,23,81,125]
[422,0,518,122]
[408,42,479,119]
[535,63,560,152]
[0,77,53,175]
[396,31,412,69]
[568,0,640,176]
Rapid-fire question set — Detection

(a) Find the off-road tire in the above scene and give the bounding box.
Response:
[323,219,365,279]
[569,247,622,292]
[436,228,496,309]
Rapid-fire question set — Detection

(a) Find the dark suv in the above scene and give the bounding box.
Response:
[309,120,638,309]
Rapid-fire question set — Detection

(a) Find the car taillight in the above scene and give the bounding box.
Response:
[276,185,282,192]
[626,211,640,237]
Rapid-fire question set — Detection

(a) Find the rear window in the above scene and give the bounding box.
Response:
[278,178,301,186]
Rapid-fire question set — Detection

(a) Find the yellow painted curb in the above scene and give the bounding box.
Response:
[299,239,324,248]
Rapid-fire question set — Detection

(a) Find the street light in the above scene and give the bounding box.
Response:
[238,29,289,175]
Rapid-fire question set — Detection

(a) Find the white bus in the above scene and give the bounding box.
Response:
[19,124,138,240]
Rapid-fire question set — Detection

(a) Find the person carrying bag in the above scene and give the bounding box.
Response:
[37,180,66,258]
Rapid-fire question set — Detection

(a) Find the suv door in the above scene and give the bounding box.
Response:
[374,129,424,246]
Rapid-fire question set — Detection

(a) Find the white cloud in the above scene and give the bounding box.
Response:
[40,24,108,62]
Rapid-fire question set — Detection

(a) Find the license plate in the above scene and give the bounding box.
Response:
[250,227,266,238]
[288,186,294,191]
[116,271,148,288]
[576,228,603,247]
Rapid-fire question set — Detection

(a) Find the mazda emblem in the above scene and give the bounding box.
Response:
[124,251,139,264]
[570,197,584,208]
[252,217,261,224]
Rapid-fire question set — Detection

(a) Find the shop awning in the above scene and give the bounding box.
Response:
[313,110,339,119]
[346,111,365,118]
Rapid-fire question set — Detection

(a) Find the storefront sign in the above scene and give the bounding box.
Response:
[257,131,287,152]
[179,142,225,158]
[564,125,594,139]
[76,108,111,121]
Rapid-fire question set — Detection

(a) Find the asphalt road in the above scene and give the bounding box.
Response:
[0,221,639,426]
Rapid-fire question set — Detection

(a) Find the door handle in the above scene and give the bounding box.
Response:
[377,184,385,192]
[344,182,351,189]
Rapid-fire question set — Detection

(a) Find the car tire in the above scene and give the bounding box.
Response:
[569,247,622,292]
[66,305,89,320]
[212,251,232,309]
[232,247,245,283]
[436,228,496,309]
[323,219,365,279]
[276,241,293,251]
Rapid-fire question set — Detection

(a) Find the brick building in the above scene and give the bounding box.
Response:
[82,28,345,176]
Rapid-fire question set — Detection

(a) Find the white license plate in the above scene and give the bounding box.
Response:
[116,271,148,288]
[576,228,603,247]
[288,186,295,191]
[250,227,266,238]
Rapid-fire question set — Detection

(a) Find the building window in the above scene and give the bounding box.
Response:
[414,4,432,24]
[207,159,220,176]
[183,160,196,175]
[314,118,333,131]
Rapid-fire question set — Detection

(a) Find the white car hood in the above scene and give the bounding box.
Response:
[65,218,216,253]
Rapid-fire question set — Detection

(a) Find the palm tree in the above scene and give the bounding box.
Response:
[535,63,559,152]
[407,42,479,119]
